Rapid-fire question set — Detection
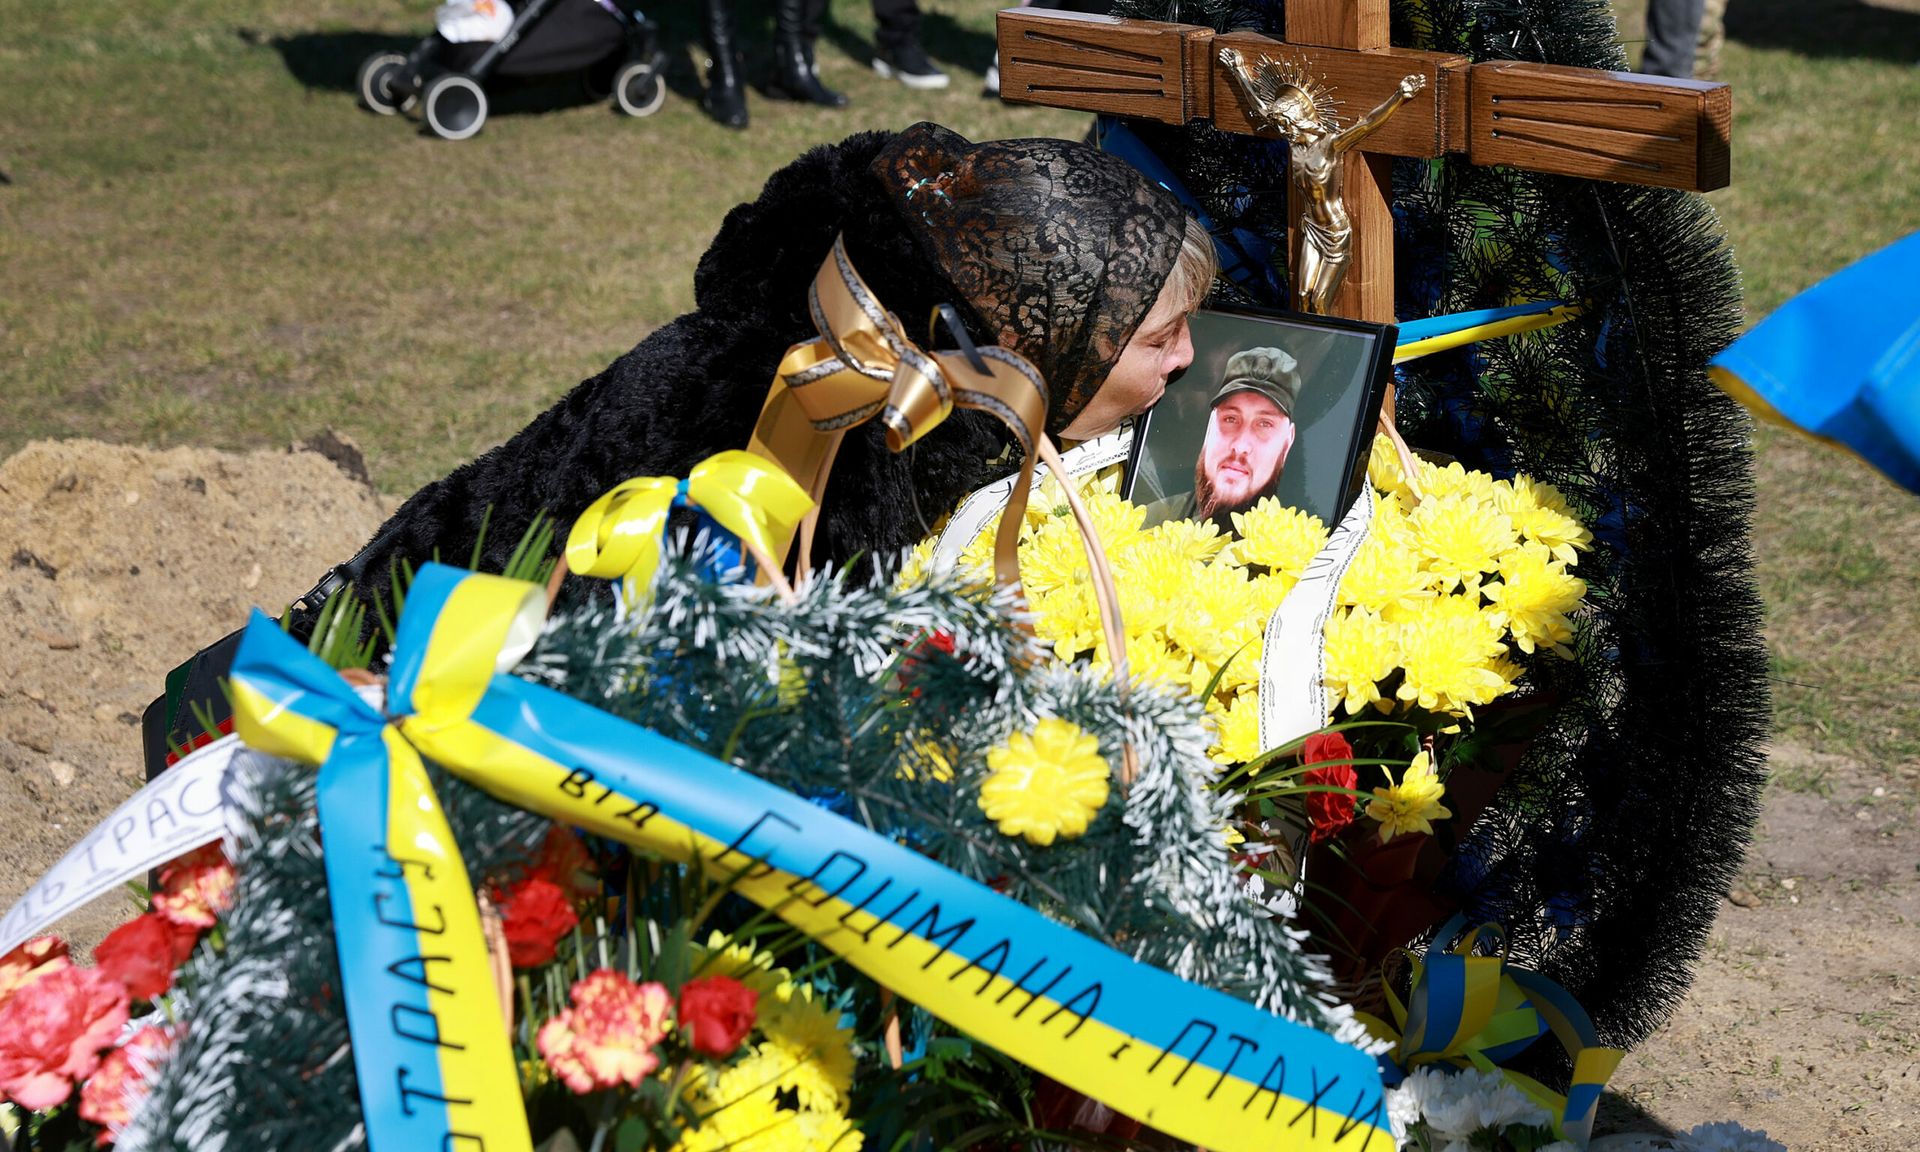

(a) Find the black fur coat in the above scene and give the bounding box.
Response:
[336,123,1182,612]
[341,131,1012,608]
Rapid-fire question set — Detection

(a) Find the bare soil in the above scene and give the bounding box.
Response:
[1,439,1914,1146]
[1606,744,1920,1148]
[0,438,386,951]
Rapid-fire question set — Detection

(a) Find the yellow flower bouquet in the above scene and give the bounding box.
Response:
[915,433,1594,761]
[909,432,1598,986]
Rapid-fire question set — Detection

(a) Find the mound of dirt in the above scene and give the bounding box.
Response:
[0,438,388,951]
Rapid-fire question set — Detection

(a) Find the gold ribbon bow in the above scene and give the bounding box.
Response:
[746,234,1048,587]
[564,450,814,600]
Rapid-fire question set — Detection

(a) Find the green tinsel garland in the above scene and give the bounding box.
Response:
[122,553,1358,1149]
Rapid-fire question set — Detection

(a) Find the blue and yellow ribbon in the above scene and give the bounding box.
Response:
[564,449,813,597]
[230,573,545,1152]
[1361,916,1623,1145]
[1394,301,1584,364]
[232,562,1393,1152]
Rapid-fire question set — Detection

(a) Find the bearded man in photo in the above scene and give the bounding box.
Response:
[1192,346,1301,522]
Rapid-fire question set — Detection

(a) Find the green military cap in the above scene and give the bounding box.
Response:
[1210,346,1302,418]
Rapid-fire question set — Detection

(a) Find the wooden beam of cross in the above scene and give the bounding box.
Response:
[996,2,1733,326]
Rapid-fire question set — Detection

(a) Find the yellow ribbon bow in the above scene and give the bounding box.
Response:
[563,449,814,599]
[745,234,1049,587]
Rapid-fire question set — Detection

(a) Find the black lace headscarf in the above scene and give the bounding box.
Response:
[338,123,1189,610]
[874,123,1188,431]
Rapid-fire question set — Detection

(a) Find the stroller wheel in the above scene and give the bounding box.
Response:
[423,73,488,140]
[357,51,412,116]
[614,61,667,117]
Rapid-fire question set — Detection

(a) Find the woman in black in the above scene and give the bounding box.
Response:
[335,123,1216,606]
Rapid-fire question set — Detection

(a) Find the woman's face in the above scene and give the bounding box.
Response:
[1057,293,1195,440]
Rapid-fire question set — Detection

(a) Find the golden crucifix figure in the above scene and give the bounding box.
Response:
[1219,47,1427,315]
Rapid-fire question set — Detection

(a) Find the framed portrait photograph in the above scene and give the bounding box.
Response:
[1124,307,1395,531]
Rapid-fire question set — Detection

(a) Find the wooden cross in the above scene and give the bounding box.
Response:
[997,1,1733,326]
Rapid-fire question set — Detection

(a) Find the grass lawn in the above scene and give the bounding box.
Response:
[1,0,1915,768]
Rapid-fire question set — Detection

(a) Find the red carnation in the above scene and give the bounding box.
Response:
[0,966,130,1110]
[78,1025,173,1146]
[94,914,198,1001]
[0,936,72,1012]
[152,845,235,930]
[1302,731,1359,843]
[497,877,578,969]
[528,825,599,903]
[678,974,757,1058]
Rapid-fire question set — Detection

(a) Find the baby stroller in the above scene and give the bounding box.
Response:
[357,0,667,140]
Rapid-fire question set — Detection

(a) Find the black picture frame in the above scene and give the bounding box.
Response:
[1123,305,1396,531]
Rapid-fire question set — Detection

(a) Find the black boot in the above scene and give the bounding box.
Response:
[699,0,748,128]
[765,0,847,106]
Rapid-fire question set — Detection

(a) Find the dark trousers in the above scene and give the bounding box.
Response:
[872,0,919,51]
[1641,0,1704,77]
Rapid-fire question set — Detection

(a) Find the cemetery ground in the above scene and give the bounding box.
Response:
[1,0,1915,1144]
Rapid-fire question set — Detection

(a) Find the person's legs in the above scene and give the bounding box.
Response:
[699,0,748,127]
[768,0,848,105]
[872,0,919,53]
[871,0,949,88]
[1695,0,1728,80]
[1640,0,1705,77]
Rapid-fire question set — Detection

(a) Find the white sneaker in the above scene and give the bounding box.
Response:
[983,61,1000,96]
[872,43,951,90]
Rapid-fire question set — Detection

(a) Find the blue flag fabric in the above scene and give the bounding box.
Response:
[1710,231,1920,495]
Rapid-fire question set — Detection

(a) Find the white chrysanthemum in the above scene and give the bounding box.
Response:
[1383,1067,1439,1143]
[1416,1067,1550,1143]
[1681,1121,1788,1152]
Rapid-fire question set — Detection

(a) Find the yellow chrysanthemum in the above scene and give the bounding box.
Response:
[791,1108,865,1152]
[1208,691,1264,765]
[1367,432,1409,496]
[1370,491,1419,549]
[1322,606,1399,715]
[753,984,856,1112]
[1210,626,1266,696]
[1393,594,1512,715]
[1483,542,1586,657]
[1019,518,1095,599]
[676,1067,790,1152]
[1484,653,1527,694]
[1165,562,1261,671]
[1027,471,1146,549]
[1228,497,1329,575]
[1247,571,1297,618]
[979,717,1111,846]
[895,538,939,589]
[1367,751,1452,841]
[1410,493,1515,591]
[1497,476,1595,565]
[1148,516,1231,562]
[1414,457,1498,505]
[1338,530,1433,616]
[1093,633,1193,692]
[908,437,1599,737]
[688,930,793,998]
[956,515,1002,576]
[1030,582,1101,663]
[1111,539,1199,639]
